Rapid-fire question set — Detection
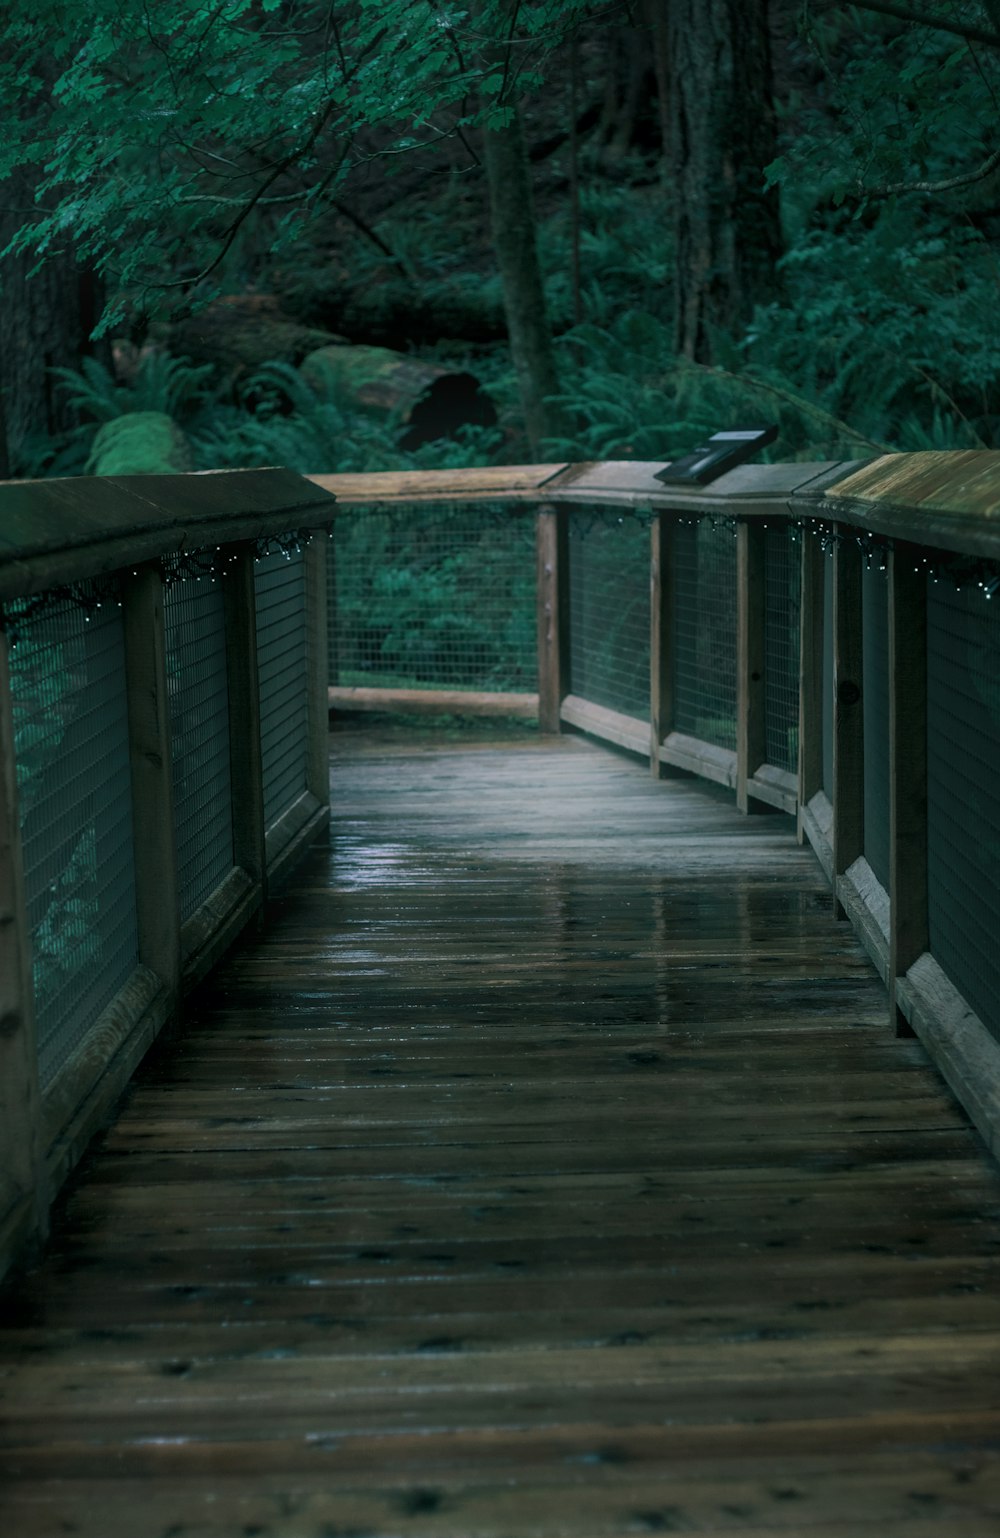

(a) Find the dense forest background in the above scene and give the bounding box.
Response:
[1,1,998,481]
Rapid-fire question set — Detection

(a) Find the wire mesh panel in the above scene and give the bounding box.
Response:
[763,523,801,772]
[330,503,536,691]
[256,548,309,827]
[568,513,650,720]
[822,548,834,799]
[8,588,138,1091]
[862,561,891,891]
[164,572,234,922]
[927,574,1000,1043]
[673,520,737,750]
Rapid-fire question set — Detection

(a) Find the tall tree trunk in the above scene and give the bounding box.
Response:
[0,172,110,475]
[481,103,567,455]
[668,0,783,362]
[644,0,672,169]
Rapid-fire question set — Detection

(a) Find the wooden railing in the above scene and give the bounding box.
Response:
[3,452,999,1285]
[315,454,1000,1165]
[0,469,334,1283]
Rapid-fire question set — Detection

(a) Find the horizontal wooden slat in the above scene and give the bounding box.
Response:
[329,686,539,718]
[559,694,648,754]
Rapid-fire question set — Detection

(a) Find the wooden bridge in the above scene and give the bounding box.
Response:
[2,455,1000,1532]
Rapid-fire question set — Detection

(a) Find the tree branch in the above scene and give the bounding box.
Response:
[865,143,1000,194]
[821,0,1000,50]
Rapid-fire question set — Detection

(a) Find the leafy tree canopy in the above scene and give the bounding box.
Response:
[0,0,593,334]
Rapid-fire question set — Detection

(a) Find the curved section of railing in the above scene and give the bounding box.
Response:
[0,469,334,1282]
[314,453,1000,1165]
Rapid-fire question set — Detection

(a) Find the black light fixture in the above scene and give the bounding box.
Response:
[654,425,778,487]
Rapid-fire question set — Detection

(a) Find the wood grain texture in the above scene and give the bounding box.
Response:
[650,515,674,777]
[0,630,46,1281]
[0,470,335,601]
[888,544,929,1032]
[2,731,999,1535]
[832,532,865,898]
[536,506,569,733]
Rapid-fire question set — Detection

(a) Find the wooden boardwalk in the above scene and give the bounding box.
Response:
[3,728,1000,1535]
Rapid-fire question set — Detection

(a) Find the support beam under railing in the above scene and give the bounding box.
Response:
[888,543,929,1036]
[223,544,267,894]
[650,513,675,778]
[536,505,569,733]
[798,530,826,846]
[123,564,181,994]
[736,520,767,813]
[0,628,47,1268]
[832,529,865,917]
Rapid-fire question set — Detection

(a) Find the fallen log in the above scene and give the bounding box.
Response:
[300,344,497,448]
[167,294,342,377]
[283,275,509,349]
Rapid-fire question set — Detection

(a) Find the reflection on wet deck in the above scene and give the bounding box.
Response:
[3,729,1000,1535]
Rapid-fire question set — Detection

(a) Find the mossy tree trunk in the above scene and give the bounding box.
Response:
[667,0,783,363]
[0,169,110,475]
[481,103,567,456]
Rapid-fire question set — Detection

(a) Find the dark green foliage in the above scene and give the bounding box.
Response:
[334,504,537,692]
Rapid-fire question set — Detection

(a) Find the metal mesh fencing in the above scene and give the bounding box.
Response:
[763,522,801,773]
[926,573,1000,1044]
[567,512,650,720]
[330,503,536,692]
[862,562,891,891]
[164,571,234,923]
[673,520,737,750]
[8,588,138,1091]
[256,547,309,827]
[822,548,834,799]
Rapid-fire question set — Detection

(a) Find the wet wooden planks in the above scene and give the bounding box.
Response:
[2,728,1000,1536]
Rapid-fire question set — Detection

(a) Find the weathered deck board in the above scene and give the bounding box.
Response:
[2,729,1000,1535]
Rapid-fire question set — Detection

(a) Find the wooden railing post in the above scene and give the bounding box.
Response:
[797,528,825,845]
[122,564,181,994]
[888,543,928,1034]
[0,627,48,1270]
[650,512,674,777]
[305,534,331,813]
[736,519,767,813]
[832,528,864,917]
[536,504,569,733]
[223,544,267,893]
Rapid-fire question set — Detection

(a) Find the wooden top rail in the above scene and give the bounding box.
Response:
[311,450,1000,561]
[0,468,336,601]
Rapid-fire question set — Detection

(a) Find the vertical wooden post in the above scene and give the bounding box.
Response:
[536,503,569,733]
[650,512,675,777]
[326,515,339,691]
[888,543,928,1035]
[797,528,825,845]
[832,528,864,916]
[0,629,48,1272]
[304,533,330,811]
[122,565,181,993]
[223,544,267,891]
[736,519,767,813]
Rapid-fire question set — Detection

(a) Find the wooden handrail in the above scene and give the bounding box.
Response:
[0,468,335,600]
[311,452,1000,560]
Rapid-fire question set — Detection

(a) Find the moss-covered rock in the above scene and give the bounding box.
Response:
[87,412,193,475]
